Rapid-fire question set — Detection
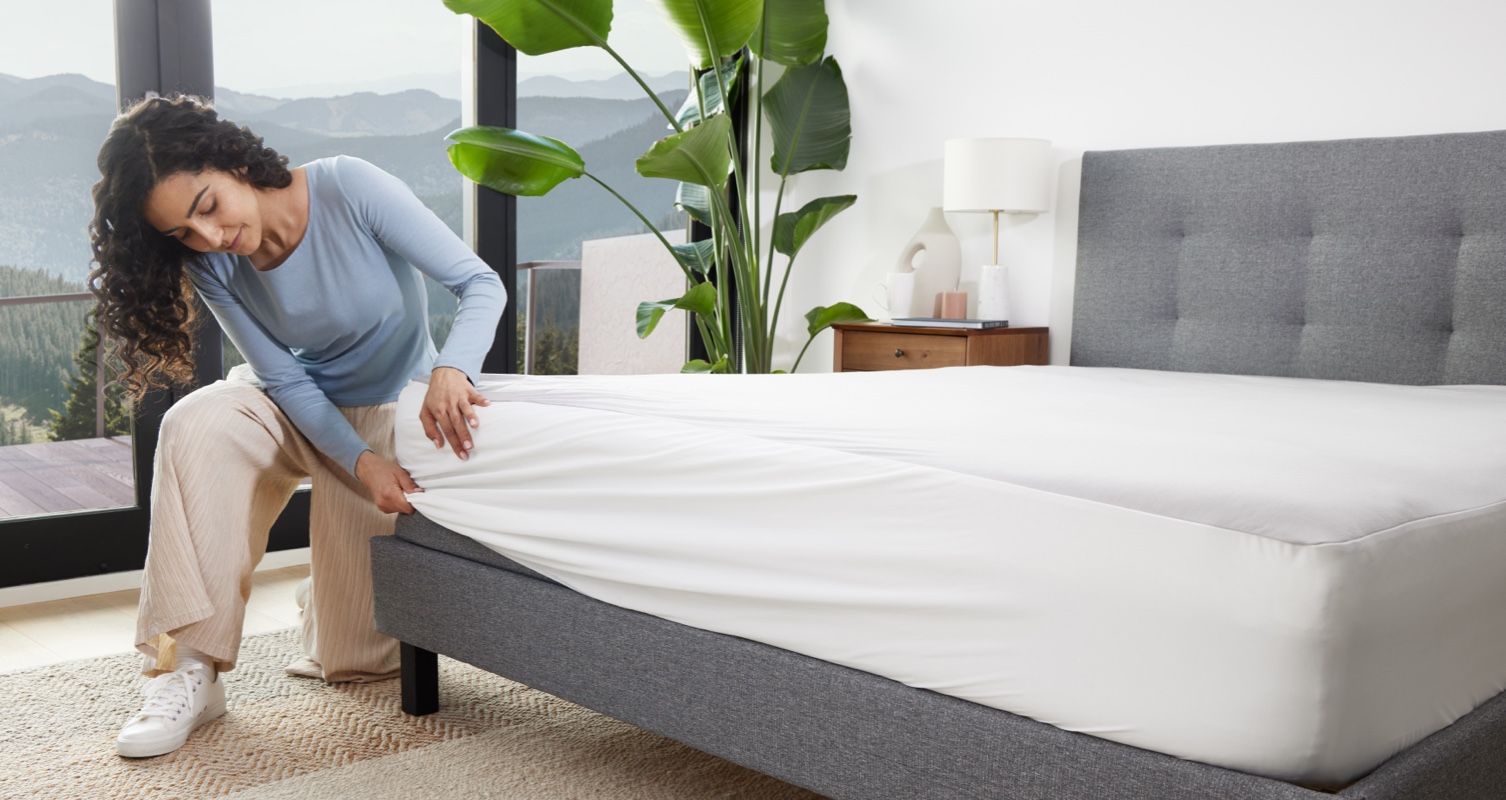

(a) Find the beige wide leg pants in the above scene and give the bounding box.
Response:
[133,364,402,683]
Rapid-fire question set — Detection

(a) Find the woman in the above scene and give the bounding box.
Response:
[90,94,505,758]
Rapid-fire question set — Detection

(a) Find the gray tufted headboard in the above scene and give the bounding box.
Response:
[1070,130,1506,385]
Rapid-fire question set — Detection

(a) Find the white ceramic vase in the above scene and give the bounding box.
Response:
[892,207,961,317]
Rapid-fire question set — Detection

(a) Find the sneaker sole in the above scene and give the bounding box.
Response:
[115,692,227,758]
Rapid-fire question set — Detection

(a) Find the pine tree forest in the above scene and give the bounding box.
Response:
[0,263,113,444]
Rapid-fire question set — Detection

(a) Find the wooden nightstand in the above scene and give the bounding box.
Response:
[832,322,1049,371]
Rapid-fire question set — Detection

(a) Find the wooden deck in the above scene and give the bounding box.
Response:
[0,437,135,519]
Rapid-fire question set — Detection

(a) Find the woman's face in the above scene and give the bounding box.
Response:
[141,167,261,256]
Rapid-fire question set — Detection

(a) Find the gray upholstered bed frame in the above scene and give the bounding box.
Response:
[371,129,1506,798]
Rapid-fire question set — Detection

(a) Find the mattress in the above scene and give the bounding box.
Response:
[394,365,1506,788]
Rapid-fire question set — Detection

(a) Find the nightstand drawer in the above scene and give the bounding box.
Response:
[840,331,967,370]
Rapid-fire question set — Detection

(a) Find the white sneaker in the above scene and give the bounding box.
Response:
[115,664,226,758]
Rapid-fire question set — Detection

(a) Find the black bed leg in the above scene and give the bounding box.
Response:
[400,640,439,716]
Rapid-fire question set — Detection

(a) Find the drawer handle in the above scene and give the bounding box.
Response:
[894,348,904,358]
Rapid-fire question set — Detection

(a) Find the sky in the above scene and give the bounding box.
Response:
[0,0,687,100]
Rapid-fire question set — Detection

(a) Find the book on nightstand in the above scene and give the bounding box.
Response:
[887,317,1010,330]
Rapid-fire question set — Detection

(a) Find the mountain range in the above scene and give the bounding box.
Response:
[0,70,689,284]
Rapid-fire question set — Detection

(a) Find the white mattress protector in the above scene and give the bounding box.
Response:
[395,365,1506,787]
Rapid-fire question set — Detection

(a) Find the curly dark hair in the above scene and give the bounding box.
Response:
[89,93,292,400]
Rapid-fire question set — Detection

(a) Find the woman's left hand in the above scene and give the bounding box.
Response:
[421,366,490,460]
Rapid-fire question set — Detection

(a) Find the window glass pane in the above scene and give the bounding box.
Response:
[516,1,690,376]
[210,3,472,378]
[0,2,133,519]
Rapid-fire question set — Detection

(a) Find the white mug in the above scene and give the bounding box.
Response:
[872,271,917,318]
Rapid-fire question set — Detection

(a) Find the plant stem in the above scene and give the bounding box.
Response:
[770,249,797,349]
[693,300,722,358]
[691,76,732,364]
[696,71,766,371]
[528,1,681,133]
[597,41,682,133]
[752,10,767,279]
[763,175,789,336]
[707,188,749,370]
[752,49,765,365]
[689,10,763,371]
[583,172,693,284]
[790,331,816,374]
[692,6,750,281]
[692,62,708,127]
[709,172,763,372]
[762,69,825,363]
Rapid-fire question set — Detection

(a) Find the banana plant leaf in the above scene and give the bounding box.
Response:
[682,356,730,373]
[443,0,612,55]
[804,301,868,337]
[675,182,712,226]
[772,194,855,258]
[672,239,717,277]
[651,0,762,69]
[445,125,585,196]
[789,300,869,373]
[765,56,850,175]
[636,114,733,187]
[636,280,718,339]
[674,57,742,128]
[752,0,827,66]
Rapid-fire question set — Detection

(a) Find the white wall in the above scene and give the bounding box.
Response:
[757,0,1506,370]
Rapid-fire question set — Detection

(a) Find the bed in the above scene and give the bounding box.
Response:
[370,128,1506,799]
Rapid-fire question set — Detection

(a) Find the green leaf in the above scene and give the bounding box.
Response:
[681,356,730,373]
[675,182,712,226]
[637,300,674,339]
[676,279,718,316]
[636,114,733,187]
[804,301,869,336]
[752,0,827,66]
[650,0,763,70]
[443,0,612,56]
[765,56,851,175]
[636,281,718,339]
[445,125,585,196]
[672,239,716,276]
[772,194,856,257]
[674,57,742,127]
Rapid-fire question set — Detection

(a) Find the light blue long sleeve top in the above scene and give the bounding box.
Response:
[186,155,507,476]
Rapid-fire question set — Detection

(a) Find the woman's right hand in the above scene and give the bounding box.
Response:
[355,451,422,515]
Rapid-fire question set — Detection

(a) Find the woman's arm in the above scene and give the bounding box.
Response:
[334,155,506,459]
[189,265,374,476]
[188,265,420,513]
[334,154,506,385]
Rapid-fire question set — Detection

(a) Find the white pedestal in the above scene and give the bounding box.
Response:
[977,264,1010,322]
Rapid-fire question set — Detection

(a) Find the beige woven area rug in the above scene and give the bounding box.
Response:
[1,627,824,799]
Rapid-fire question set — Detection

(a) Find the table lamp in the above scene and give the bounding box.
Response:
[942,137,1053,322]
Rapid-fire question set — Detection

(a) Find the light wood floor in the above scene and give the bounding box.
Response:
[0,564,309,674]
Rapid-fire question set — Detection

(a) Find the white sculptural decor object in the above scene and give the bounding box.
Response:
[893,206,962,317]
[943,138,1053,323]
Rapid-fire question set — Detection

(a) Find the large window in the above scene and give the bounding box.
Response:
[0,1,513,587]
[515,1,690,376]
[210,1,472,375]
[0,1,132,521]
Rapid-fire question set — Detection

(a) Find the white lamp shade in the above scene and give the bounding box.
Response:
[943,137,1053,213]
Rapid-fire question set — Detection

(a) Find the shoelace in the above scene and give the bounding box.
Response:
[133,667,207,723]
